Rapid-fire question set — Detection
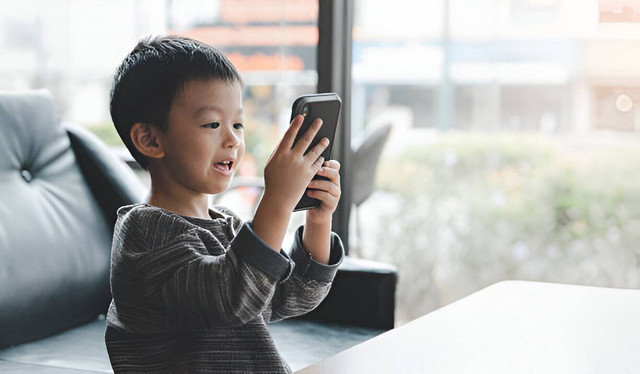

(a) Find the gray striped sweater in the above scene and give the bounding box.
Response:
[105,204,343,373]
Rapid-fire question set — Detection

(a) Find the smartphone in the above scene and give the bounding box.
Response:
[290,93,342,211]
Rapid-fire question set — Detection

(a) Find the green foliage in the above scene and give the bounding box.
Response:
[86,121,124,146]
[364,132,640,325]
[242,116,279,177]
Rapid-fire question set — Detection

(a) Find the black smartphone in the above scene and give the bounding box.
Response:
[290,93,342,211]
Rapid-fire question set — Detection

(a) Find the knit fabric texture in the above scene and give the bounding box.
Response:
[105,204,343,373]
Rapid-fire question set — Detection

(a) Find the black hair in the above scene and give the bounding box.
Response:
[110,35,242,170]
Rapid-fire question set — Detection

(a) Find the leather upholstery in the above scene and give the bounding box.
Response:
[0,91,113,348]
[0,317,381,373]
[297,256,397,330]
[67,126,146,230]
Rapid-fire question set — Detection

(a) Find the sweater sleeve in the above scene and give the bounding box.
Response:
[263,225,344,323]
[139,219,294,328]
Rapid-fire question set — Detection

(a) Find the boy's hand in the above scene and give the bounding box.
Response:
[262,115,329,211]
[253,115,328,251]
[305,160,341,224]
[301,160,340,264]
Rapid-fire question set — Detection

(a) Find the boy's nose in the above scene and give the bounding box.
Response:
[222,126,241,148]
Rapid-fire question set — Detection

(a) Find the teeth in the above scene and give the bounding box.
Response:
[215,161,232,171]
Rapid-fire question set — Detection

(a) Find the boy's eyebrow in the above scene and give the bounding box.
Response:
[194,105,243,118]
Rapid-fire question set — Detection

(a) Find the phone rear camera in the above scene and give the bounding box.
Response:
[302,105,309,117]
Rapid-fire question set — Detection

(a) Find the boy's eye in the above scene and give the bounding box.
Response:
[204,122,220,129]
[233,123,244,130]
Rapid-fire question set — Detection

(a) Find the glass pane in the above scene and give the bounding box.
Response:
[352,0,640,326]
[1,0,317,247]
[170,0,317,174]
[1,0,165,135]
[170,0,318,244]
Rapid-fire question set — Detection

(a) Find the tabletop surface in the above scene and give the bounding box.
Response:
[297,281,640,374]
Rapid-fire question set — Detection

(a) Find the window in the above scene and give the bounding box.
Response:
[6,0,639,329]
[170,0,319,241]
[1,0,319,247]
[352,0,640,326]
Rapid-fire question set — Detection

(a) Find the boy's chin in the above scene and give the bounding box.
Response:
[207,181,232,195]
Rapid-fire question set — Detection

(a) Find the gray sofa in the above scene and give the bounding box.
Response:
[0,90,397,372]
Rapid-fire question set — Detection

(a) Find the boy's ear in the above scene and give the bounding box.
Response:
[130,122,165,159]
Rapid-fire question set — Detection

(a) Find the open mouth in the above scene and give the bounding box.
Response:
[213,160,234,172]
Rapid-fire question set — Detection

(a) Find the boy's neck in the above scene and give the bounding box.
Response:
[146,179,211,220]
[147,193,211,220]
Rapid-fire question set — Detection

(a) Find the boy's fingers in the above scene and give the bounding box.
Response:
[278,115,304,152]
[303,133,329,161]
[293,118,323,154]
[307,189,339,206]
[316,166,340,185]
[323,160,341,171]
[311,156,325,171]
[308,179,340,197]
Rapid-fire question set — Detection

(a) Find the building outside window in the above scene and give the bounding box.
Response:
[0,0,318,246]
[351,0,640,325]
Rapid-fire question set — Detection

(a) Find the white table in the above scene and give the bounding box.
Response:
[298,281,640,373]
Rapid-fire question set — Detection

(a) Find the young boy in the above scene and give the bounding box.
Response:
[105,35,343,373]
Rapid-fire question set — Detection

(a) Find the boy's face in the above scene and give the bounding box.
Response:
[156,78,245,195]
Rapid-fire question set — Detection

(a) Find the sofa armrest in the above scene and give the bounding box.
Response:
[296,256,397,330]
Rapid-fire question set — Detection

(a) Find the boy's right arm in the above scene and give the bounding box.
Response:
[251,115,328,252]
[136,219,294,328]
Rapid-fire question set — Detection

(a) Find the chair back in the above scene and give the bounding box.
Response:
[351,123,392,207]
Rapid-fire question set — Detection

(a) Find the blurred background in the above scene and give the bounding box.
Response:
[2,0,640,326]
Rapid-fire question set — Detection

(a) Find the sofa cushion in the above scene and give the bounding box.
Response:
[0,361,106,373]
[0,317,382,373]
[0,318,112,373]
[0,90,113,348]
[269,319,383,371]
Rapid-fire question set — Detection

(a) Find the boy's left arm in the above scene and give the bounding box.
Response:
[302,160,342,264]
[263,160,344,322]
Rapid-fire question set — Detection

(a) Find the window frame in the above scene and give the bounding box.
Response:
[318,0,354,254]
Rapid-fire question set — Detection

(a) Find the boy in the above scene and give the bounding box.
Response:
[105,35,343,373]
